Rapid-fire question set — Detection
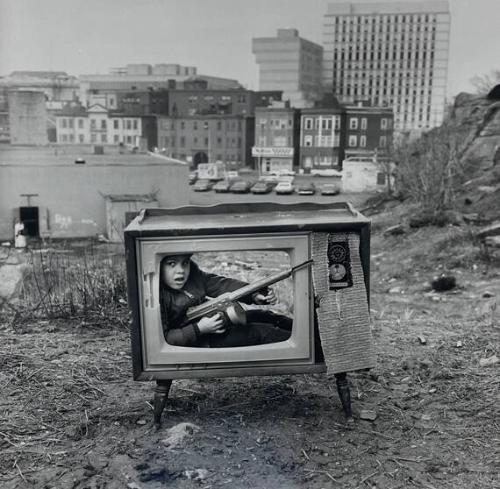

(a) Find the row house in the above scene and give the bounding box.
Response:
[56,103,143,147]
[252,104,300,175]
[253,97,394,175]
[299,108,344,173]
[157,115,254,168]
[344,104,394,159]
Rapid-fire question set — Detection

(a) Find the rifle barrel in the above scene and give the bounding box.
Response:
[185,259,313,323]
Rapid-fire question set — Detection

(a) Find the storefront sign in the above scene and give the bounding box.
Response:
[252,147,294,157]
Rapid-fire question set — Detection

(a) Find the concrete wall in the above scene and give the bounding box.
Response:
[8,91,48,145]
[342,160,392,193]
[0,159,188,240]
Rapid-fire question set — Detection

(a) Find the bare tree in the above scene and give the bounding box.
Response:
[470,69,500,95]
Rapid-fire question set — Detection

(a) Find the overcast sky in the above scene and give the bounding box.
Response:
[1,0,499,98]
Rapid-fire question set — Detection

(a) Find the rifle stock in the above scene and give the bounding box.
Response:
[185,259,313,323]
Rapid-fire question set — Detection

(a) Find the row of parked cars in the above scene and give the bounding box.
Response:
[190,173,340,196]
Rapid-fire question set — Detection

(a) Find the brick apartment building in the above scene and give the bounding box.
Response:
[344,102,394,159]
[157,89,281,168]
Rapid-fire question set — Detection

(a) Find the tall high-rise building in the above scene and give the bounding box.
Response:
[252,28,323,108]
[322,1,450,135]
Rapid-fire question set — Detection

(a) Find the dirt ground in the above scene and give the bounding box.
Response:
[1,204,499,489]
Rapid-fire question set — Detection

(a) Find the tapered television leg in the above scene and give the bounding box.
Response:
[335,372,354,423]
[153,379,172,429]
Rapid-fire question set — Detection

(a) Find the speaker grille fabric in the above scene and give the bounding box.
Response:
[311,232,375,373]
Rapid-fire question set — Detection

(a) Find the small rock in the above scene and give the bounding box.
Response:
[184,469,209,481]
[162,422,200,448]
[389,286,403,294]
[383,224,406,236]
[417,335,427,345]
[479,355,499,367]
[359,409,377,421]
[431,274,456,292]
[428,388,437,394]
[456,340,463,348]
[136,419,147,425]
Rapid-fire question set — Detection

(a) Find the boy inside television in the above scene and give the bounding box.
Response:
[159,253,292,347]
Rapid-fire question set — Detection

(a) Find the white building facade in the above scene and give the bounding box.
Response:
[56,104,142,146]
[322,1,450,135]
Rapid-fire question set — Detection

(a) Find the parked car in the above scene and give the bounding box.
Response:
[230,180,252,193]
[275,181,295,195]
[213,180,233,193]
[297,182,316,196]
[320,182,341,195]
[251,181,275,194]
[192,179,215,192]
[188,172,198,185]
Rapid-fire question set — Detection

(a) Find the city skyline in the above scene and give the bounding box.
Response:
[1,0,499,98]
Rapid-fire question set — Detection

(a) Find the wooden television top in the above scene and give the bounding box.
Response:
[124,202,370,238]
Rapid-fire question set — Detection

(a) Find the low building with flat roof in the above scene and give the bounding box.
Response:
[0,146,188,241]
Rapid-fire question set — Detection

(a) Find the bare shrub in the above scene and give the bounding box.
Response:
[19,242,128,322]
[393,123,475,213]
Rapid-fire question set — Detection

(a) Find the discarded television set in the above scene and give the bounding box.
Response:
[124,202,374,426]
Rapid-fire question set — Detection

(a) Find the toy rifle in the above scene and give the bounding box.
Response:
[185,259,313,326]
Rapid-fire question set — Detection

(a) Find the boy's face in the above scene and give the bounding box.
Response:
[161,255,191,290]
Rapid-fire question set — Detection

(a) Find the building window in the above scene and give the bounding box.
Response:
[360,135,367,147]
[90,133,96,142]
[377,172,386,185]
[61,118,67,128]
[78,119,84,129]
[273,136,287,147]
[193,121,198,130]
[126,120,132,130]
[180,136,185,147]
[349,135,357,147]
[133,120,138,130]
[113,119,119,129]
[304,135,313,147]
[305,118,313,130]
[101,120,106,130]
[349,117,359,130]
[381,118,388,129]
[204,121,209,130]
[79,134,85,143]
[101,134,107,143]
[181,121,185,130]
[114,135,119,143]
[361,118,367,130]
[379,136,387,147]
[68,119,74,129]
[322,119,333,130]
[217,121,222,131]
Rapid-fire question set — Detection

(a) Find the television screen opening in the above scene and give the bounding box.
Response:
[159,250,294,349]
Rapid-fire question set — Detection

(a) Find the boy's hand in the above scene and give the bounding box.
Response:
[253,288,277,305]
[197,313,226,334]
